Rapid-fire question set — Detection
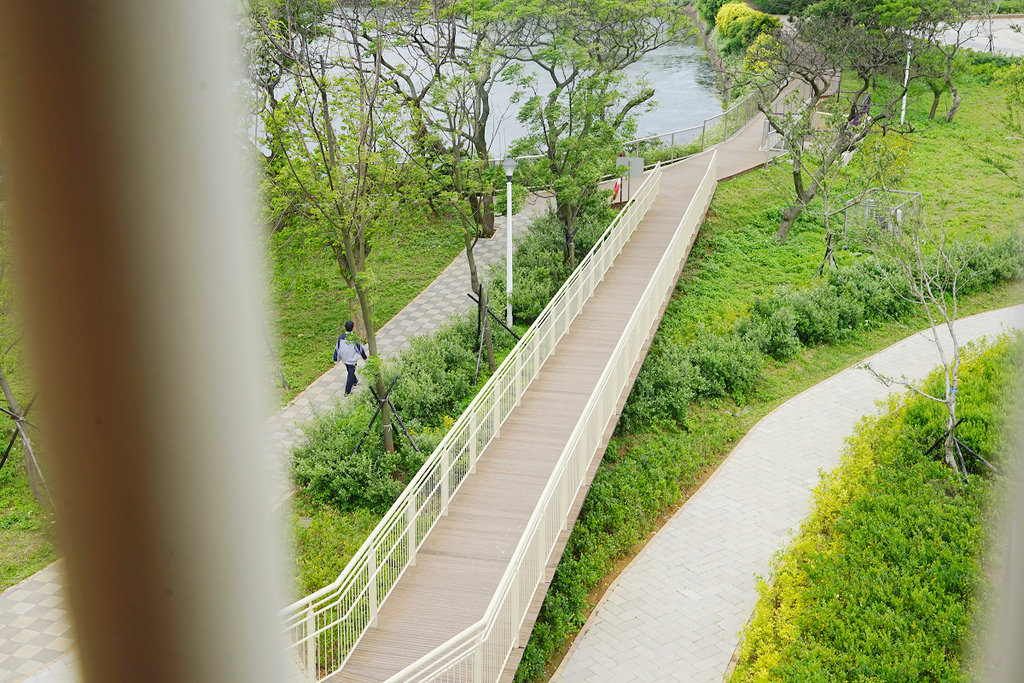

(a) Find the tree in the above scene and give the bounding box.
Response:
[253,3,423,452]
[245,0,331,163]
[915,0,999,122]
[741,0,949,241]
[347,0,530,370]
[858,212,974,473]
[511,0,689,266]
[0,204,51,507]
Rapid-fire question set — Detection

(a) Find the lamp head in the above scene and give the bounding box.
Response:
[501,156,518,180]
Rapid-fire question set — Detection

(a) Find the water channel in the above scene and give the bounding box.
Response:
[486,36,725,154]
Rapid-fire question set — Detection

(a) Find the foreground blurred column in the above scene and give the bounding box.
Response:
[0,2,287,682]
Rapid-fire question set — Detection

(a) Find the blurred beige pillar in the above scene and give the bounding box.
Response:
[0,2,287,682]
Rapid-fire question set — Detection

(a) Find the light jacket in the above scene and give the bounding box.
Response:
[334,333,367,365]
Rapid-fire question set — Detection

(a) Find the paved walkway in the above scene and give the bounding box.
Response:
[0,196,550,683]
[554,305,1024,682]
[942,17,1024,57]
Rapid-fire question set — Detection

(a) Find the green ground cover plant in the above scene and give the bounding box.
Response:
[513,69,1024,680]
[730,335,1024,681]
[0,452,56,591]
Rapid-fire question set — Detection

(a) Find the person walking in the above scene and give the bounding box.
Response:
[334,320,367,396]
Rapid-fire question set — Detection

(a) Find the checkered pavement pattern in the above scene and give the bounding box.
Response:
[0,562,76,682]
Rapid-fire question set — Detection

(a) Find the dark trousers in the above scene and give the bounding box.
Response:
[344,364,358,394]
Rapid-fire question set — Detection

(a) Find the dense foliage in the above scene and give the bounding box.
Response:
[731,335,1024,681]
[618,236,1024,433]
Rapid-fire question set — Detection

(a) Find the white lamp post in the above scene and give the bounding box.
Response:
[900,40,912,125]
[501,156,518,328]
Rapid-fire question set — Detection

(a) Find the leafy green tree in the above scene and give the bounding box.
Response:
[511,0,690,266]
[740,0,968,241]
[348,0,531,370]
[255,5,429,453]
[245,0,331,161]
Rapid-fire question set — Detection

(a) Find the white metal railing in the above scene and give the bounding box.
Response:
[385,151,719,683]
[280,163,665,681]
[623,91,761,166]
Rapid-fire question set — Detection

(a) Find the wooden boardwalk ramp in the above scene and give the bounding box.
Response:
[284,109,782,683]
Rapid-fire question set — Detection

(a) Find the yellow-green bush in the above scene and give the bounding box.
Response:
[731,335,1023,681]
[716,2,757,37]
[717,3,781,56]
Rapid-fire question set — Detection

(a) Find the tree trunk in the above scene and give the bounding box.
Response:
[943,398,958,470]
[0,368,51,508]
[483,290,495,374]
[945,83,961,123]
[929,90,941,120]
[469,193,495,238]
[557,200,576,268]
[777,203,804,242]
[340,250,395,453]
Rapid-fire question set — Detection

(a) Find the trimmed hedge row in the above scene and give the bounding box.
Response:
[731,334,1024,681]
[619,236,1024,432]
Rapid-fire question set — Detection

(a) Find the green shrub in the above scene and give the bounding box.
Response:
[716,3,779,55]
[389,316,480,426]
[754,0,814,14]
[687,333,764,400]
[697,0,732,28]
[490,196,617,325]
[828,257,914,322]
[716,2,757,37]
[737,295,802,361]
[292,398,426,513]
[962,235,1024,296]
[620,341,697,432]
[735,12,781,45]
[291,503,379,596]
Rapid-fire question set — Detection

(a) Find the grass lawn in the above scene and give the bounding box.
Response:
[0,449,57,592]
[267,216,466,405]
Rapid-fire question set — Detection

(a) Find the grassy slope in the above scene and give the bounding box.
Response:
[515,74,1024,679]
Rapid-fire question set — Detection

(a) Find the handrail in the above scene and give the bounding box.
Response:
[385,151,719,683]
[622,90,761,167]
[280,163,665,681]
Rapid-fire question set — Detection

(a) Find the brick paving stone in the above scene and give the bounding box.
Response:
[555,306,1024,682]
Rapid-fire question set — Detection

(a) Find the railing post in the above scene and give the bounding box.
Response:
[442,444,451,515]
[305,605,316,683]
[515,352,523,406]
[368,550,379,628]
[474,643,484,682]
[511,567,522,647]
[407,496,417,566]
[700,121,706,151]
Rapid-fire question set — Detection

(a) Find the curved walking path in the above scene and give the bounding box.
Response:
[554,304,1024,682]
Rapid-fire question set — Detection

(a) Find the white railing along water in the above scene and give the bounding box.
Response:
[384,151,719,683]
[280,164,665,681]
[624,91,761,166]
